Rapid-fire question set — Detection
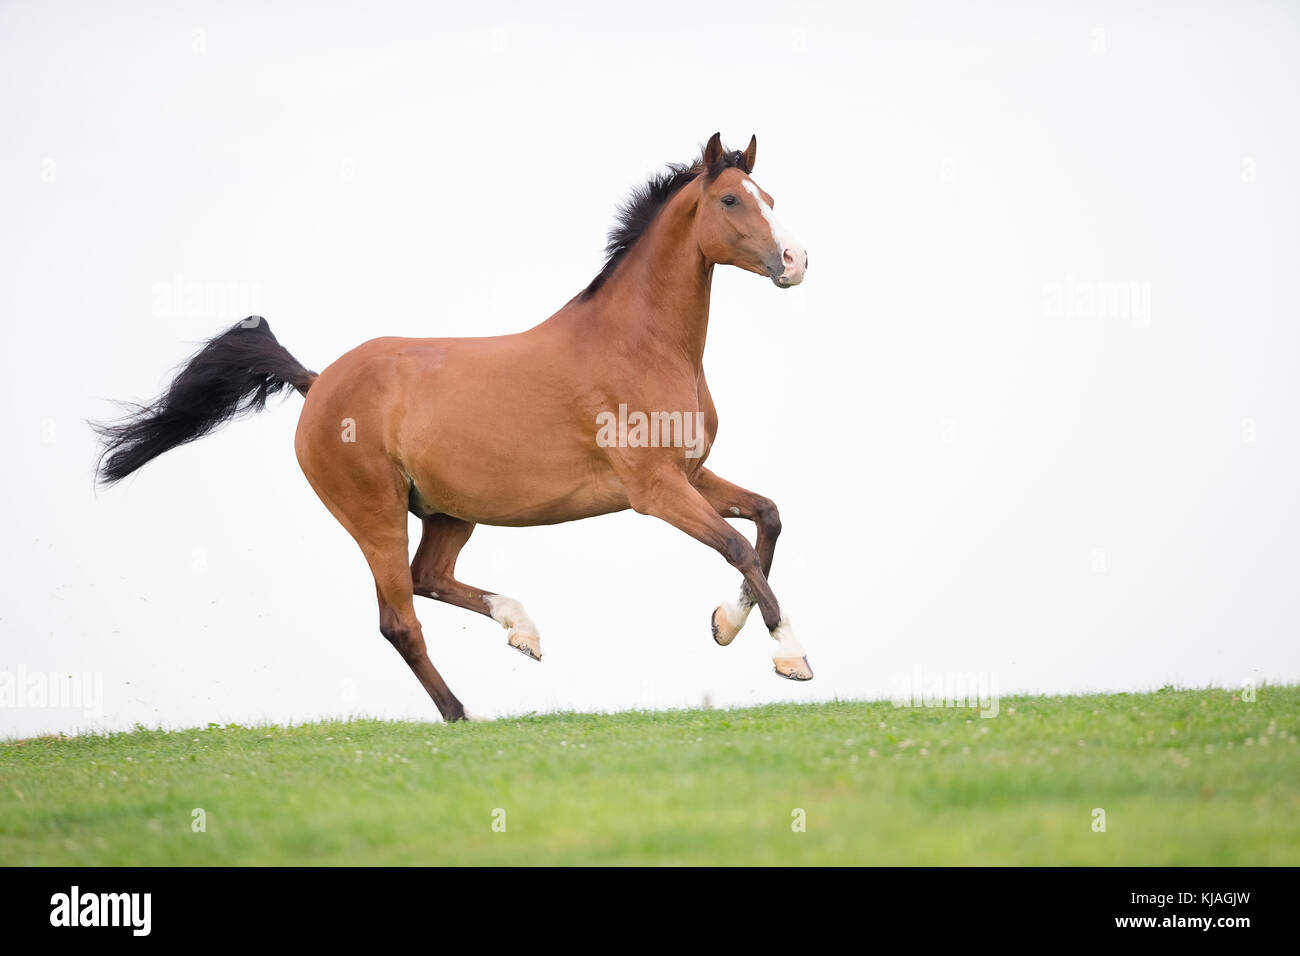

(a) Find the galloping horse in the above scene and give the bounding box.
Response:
[95,133,811,721]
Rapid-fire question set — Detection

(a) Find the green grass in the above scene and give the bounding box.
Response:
[1,686,1297,865]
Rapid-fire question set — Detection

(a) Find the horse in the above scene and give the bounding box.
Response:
[94,132,811,722]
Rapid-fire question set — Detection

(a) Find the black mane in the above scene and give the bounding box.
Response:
[580,145,752,299]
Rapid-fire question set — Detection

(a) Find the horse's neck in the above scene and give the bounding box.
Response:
[582,188,713,370]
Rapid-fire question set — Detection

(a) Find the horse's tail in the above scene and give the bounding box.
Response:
[93,316,318,485]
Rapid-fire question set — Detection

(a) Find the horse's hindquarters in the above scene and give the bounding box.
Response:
[295,333,632,528]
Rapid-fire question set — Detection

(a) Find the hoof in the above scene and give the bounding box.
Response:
[711,606,742,646]
[774,656,813,681]
[508,630,542,661]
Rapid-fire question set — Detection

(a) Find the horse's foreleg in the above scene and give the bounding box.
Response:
[630,473,811,681]
[411,514,543,662]
[691,468,781,646]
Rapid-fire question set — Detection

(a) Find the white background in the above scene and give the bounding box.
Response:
[3,0,1298,736]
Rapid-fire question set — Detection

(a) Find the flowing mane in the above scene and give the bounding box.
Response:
[580,145,753,299]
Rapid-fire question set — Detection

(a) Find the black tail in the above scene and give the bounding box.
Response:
[93,316,317,485]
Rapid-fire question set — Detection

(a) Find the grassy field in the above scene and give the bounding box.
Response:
[1,686,1297,865]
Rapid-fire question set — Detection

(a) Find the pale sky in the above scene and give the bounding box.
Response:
[3,0,1298,736]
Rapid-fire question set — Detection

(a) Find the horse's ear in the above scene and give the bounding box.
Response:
[703,132,724,165]
[743,134,757,173]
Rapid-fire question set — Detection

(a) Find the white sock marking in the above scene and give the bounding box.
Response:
[484,594,539,636]
[719,599,752,632]
[770,615,805,659]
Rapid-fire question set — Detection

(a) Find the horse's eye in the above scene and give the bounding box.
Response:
[721,194,738,207]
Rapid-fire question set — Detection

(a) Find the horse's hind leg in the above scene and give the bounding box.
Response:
[366,533,468,722]
[411,514,543,662]
[298,446,469,720]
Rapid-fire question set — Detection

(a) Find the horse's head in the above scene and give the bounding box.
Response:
[693,133,807,288]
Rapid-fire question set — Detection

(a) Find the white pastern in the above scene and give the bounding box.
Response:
[770,615,806,659]
[484,594,539,635]
[719,599,753,632]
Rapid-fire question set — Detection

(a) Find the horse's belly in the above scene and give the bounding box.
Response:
[403,442,629,527]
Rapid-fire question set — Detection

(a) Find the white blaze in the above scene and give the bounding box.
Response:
[741,180,801,262]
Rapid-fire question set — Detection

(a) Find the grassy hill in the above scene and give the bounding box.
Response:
[2,686,1297,865]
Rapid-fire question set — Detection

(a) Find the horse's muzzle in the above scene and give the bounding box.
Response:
[769,245,808,288]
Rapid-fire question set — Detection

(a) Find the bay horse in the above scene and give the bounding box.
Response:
[95,133,811,722]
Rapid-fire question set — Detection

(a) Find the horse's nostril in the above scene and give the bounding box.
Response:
[783,248,795,267]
